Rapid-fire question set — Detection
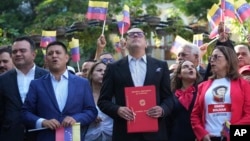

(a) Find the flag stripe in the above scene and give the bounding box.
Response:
[86,13,107,21]
[87,7,108,14]
[55,127,65,141]
[42,31,56,36]
[72,54,80,62]
[123,10,130,17]
[72,123,81,141]
[65,126,73,141]
[71,47,80,55]
[88,1,109,8]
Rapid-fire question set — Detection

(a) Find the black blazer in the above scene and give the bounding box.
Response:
[98,56,174,141]
[0,67,48,141]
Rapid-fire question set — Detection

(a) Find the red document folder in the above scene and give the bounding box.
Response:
[125,85,158,133]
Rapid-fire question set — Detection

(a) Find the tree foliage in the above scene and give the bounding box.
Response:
[2,0,250,66]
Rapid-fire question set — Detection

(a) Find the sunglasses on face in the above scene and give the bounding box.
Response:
[208,54,223,62]
[127,32,145,38]
[101,58,114,64]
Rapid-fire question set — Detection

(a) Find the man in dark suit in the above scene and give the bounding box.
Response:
[21,41,97,141]
[98,28,173,141]
[0,36,48,141]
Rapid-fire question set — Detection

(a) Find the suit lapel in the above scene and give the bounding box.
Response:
[144,57,157,85]
[42,74,60,112]
[62,73,75,112]
[117,57,134,86]
[34,67,46,79]
[10,70,23,105]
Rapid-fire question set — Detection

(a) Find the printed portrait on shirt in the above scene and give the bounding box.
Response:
[212,86,227,103]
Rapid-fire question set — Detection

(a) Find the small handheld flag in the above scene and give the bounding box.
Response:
[86,1,109,21]
[171,35,190,55]
[69,38,80,63]
[117,5,130,38]
[40,31,56,48]
[222,121,230,141]
[235,0,250,22]
[207,4,223,27]
[193,34,203,47]
[56,123,81,141]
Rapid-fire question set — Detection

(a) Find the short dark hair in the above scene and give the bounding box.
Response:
[14,36,36,51]
[46,41,68,54]
[0,46,12,56]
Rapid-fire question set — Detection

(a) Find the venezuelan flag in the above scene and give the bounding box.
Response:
[117,5,131,35]
[56,123,81,141]
[235,0,250,22]
[223,0,236,19]
[40,30,56,48]
[207,4,222,27]
[86,1,109,21]
[122,5,130,33]
[171,35,190,55]
[222,121,230,141]
[193,34,203,47]
[69,38,80,62]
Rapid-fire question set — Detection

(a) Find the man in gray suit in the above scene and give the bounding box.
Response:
[98,28,173,141]
[0,36,48,141]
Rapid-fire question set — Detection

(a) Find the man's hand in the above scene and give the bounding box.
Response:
[199,43,208,57]
[218,22,229,42]
[42,119,60,130]
[146,106,164,118]
[97,35,106,49]
[120,38,127,57]
[117,106,135,120]
[61,116,76,127]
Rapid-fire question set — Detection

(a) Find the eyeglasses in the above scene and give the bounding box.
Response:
[208,54,223,62]
[177,53,189,57]
[101,58,114,64]
[127,32,145,38]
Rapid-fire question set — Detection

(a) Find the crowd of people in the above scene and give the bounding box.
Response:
[0,23,250,141]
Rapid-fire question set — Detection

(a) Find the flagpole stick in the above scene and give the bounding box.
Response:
[207,36,219,46]
[102,20,106,35]
[77,61,80,73]
[121,23,124,39]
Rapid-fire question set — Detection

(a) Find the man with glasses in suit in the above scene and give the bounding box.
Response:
[98,28,173,141]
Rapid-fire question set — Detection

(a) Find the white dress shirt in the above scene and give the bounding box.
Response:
[128,55,147,86]
[16,65,36,103]
[36,70,69,128]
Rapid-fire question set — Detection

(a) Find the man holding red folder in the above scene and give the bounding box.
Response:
[98,28,173,141]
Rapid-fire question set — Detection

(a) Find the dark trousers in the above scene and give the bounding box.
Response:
[210,137,227,141]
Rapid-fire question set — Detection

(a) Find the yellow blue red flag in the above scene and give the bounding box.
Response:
[235,0,250,22]
[56,123,81,141]
[40,30,56,48]
[86,1,109,21]
[69,38,80,62]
